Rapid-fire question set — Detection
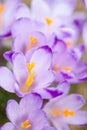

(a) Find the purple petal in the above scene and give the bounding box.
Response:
[20,93,43,113]
[42,126,57,130]
[82,0,87,9]
[1,123,15,130]
[58,94,85,111]
[0,67,15,92]
[30,46,52,72]
[65,110,87,125]
[12,52,27,86]
[82,22,87,47]
[6,100,20,124]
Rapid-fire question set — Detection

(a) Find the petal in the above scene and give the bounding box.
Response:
[42,126,57,130]
[65,110,87,125]
[57,94,85,111]
[0,67,15,92]
[82,22,87,47]
[34,70,54,89]
[12,52,27,86]
[6,100,20,124]
[82,0,87,9]
[30,46,52,72]
[1,123,15,130]
[20,93,42,113]
[29,109,48,130]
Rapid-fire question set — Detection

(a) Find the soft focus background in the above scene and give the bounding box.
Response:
[0,0,87,130]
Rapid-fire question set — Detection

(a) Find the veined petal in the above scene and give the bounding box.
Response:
[0,67,15,92]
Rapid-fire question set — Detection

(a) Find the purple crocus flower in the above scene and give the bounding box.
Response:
[0,46,55,98]
[0,0,30,38]
[10,18,52,54]
[1,93,49,130]
[44,93,87,130]
[28,0,76,35]
[52,38,87,83]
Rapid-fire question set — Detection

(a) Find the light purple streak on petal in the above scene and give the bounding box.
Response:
[20,93,42,113]
[65,110,87,125]
[57,94,85,111]
[6,100,20,124]
[82,22,87,47]
[0,67,15,92]
[12,52,27,86]
[1,122,15,130]
[30,46,52,73]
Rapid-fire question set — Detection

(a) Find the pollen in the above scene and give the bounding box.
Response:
[65,41,72,47]
[27,36,37,51]
[64,108,74,117]
[21,120,31,129]
[45,17,53,25]
[26,62,36,88]
[53,65,59,71]
[0,5,5,24]
[62,67,71,72]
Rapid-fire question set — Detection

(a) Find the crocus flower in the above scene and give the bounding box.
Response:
[0,46,55,98]
[44,93,87,130]
[52,38,87,83]
[10,18,52,54]
[0,0,30,38]
[28,0,76,35]
[1,93,49,130]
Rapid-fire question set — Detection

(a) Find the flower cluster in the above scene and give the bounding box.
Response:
[0,0,87,130]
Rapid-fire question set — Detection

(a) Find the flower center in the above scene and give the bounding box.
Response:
[27,36,37,51]
[51,108,74,117]
[21,120,31,129]
[0,5,5,24]
[45,17,53,25]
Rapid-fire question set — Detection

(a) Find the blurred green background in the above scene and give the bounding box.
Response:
[0,0,87,130]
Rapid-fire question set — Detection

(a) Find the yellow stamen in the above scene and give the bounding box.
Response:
[25,71,35,87]
[64,108,74,117]
[0,5,5,24]
[65,41,72,47]
[53,65,59,71]
[25,62,35,88]
[62,67,71,72]
[26,62,35,72]
[51,108,62,116]
[27,36,37,51]
[45,17,53,25]
[21,120,31,129]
